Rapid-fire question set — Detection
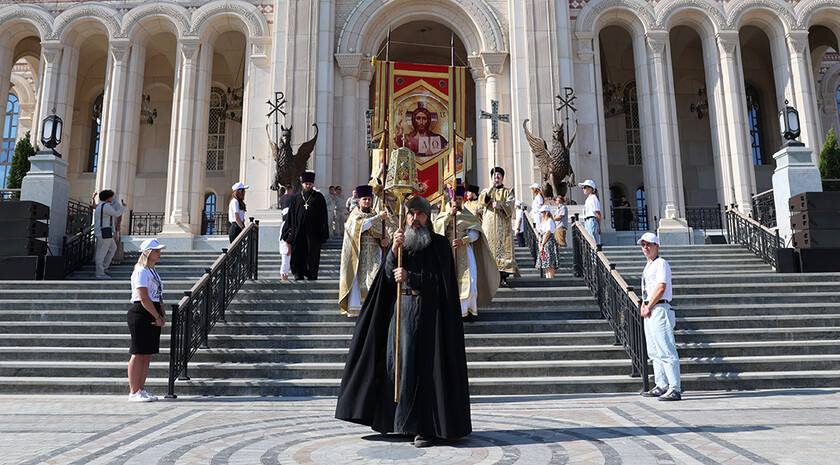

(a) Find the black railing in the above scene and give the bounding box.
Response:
[66,199,94,235]
[611,206,648,231]
[685,205,722,230]
[572,220,649,392]
[521,212,544,277]
[167,218,259,398]
[726,207,782,268]
[0,189,20,200]
[751,189,776,228]
[201,211,229,235]
[62,226,95,277]
[129,211,164,235]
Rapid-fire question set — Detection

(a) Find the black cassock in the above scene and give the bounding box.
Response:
[281,189,329,279]
[335,232,472,440]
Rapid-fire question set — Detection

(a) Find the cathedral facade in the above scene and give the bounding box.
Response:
[1,0,839,246]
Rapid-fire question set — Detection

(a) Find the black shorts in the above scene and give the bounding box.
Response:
[127,301,162,355]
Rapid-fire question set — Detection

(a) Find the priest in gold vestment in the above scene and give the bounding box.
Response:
[433,184,499,318]
[338,185,393,317]
[477,167,520,285]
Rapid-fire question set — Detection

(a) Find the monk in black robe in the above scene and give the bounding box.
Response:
[335,195,471,447]
[281,171,329,280]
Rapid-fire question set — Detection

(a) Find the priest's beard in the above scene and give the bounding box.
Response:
[404,222,432,253]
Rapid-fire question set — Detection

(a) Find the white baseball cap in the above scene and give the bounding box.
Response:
[636,232,660,245]
[231,182,250,191]
[139,238,167,252]
[529,183,541,190]
[539,205,552,213]
[515,201,522,207]
[578,179,596,189]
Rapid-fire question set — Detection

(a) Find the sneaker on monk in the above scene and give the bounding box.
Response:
[641,386,668,397]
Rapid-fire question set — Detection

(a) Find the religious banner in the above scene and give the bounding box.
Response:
[372,60,467,203]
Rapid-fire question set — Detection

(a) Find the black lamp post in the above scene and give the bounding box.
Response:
[40,112,63,158]
[779,99,803,147]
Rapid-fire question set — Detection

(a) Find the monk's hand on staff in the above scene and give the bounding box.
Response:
[379,210,388,219]
[392,228,405,254]
[393,267,408,283]
[492,201,499,209]
[449,205,458,217]
[452,238,464,248]
[380,238,389,248]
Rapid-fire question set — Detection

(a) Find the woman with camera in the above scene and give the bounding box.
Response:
[127,238,167,402]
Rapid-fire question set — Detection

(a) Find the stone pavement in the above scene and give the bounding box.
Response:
[2,389,839,465]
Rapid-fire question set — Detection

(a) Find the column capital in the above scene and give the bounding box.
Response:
[646,33,668,56]
[335,53,363,79]
[716,32,739,56]
[250,37,270,65]
[786,32,809,54]
[358,58,374,82]
[575,33,595,61]
[480,50,508,76]
[179,40,201,61]
[40,41,62,64]
[110,40,132,63]
[468,54,485,80]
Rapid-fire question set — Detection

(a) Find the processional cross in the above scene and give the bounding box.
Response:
[479,100,510,168]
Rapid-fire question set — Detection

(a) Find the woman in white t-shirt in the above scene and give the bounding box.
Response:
[529,183,544,225]
[229,182,249,243]
[579,179,602,244]
[535,205,562,278]
[126,238,167,402]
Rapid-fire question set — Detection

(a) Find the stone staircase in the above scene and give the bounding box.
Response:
[601,244,840,390]
[1,239,838,396]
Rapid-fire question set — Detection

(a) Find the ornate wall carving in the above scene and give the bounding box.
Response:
[724,0,795,31]
[49,3,122,40]
[117,2,191,39]
[653,0,726,31]
[795,0,840,29]
[0,5,53,39]
[189,0,269,38]
[575,0,655,34]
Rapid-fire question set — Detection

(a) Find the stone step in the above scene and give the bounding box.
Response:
[676,314,840,330]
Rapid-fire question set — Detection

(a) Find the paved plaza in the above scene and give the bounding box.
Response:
[2,389,839,465]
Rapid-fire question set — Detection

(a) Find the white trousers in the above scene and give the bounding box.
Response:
[460,243,478,316]
[95,237,117,276]
[279,238,291,276]
[643,303,681,392]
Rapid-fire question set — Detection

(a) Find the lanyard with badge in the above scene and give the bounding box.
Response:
[149,268,163,301]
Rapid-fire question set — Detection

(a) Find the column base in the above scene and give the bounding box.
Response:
[657,218,692,245]
[157,224,195,250]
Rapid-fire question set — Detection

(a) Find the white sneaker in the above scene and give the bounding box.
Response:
[128,391,152,402]
[139,389,158,401]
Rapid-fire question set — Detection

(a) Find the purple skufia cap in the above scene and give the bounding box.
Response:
[455,185,466,197]
[301,171,315,183]
[355,185,373,198]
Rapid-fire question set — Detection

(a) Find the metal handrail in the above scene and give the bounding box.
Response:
[166,218,259,398]
[751,189,776,228]
[0,188,20,201]
[726,206,782,268]
[572,220,649,392]
[62,226,95,277]
[685,204,723,230]
[66,199,93,235]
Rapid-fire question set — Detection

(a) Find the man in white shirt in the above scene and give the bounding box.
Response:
[514,201,525,247]
[93,189,126,279]
[553,197,568,247]
[638,232,681,401]
[579,179,601,244]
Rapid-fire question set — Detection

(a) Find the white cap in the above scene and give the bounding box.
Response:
[578,179,596,189]
[139,238,167,252]
[539,205,552,213]
[231,182,250,191]
[515,201,522,207]
[529,183,541,190]
[636,232,660,245]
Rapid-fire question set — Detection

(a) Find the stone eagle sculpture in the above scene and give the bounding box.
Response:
[523,119,577,199]
[268,123,319,192]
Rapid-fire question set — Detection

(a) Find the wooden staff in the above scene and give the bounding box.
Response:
[394,193,406,402]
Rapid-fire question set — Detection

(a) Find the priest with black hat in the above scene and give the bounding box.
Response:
[477,167,520,285]
[464,184,481,214]
[335,194,472,448]
[281,171,330,280]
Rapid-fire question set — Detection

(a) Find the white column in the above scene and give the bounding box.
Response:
[468,53,487,186]
[0,39,14,139]
[716,33,753,212]
[787,32,821,155]
[335,53,362,193]
[241,37,272,210]
[703,33,735,208]
[358,59,373,185]
[645,33,684,220]
[32,42,67,147]
[97,41,134,192]
[162,41,202,238]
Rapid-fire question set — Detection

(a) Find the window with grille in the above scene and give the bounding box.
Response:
[1,93,19,188]
[203,192,217,235]
[624,82,642,166]
[746,85,764,166]
[87,93,103,173]
[207,87,226,171]
[636,186,648,231]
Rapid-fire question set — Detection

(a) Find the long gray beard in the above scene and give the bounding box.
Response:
[403,223,432,253]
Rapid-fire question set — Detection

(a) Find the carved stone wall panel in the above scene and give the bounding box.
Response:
[117,2,191,39]
[0,5,53,39]
[49,3,122,40]
[724,0,796,31]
